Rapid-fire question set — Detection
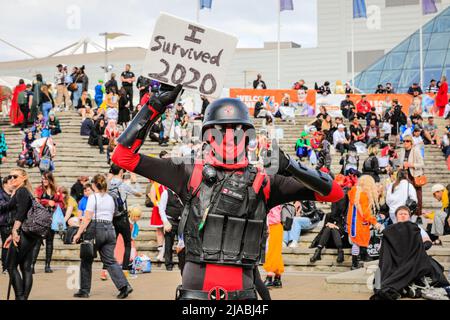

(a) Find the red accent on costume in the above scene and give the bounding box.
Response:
[314,180,344,202]
[9,83,26,126]
[111,141,142,172]
[252,169,270,202]
[202,264,243,291]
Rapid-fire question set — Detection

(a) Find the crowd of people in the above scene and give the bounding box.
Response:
[0,69,449,301]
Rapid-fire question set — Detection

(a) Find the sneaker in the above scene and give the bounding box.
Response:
[264,276,273,288]
[100,269,108,281]
[273,277,282,288]
[282,242,288,248]
[117,285,133,299]
[288,241,298,248]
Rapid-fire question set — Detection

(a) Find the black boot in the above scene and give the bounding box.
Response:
[359,247,372,262]
[273,275,282,288]
[310,247,322,263]
[264,276,274,288]
[45,235,54,273]
[351,255,362,270]
[336,249,345,263]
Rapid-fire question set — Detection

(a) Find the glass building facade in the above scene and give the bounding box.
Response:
[355,6,450,93]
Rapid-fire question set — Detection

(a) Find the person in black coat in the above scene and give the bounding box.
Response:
[80,116,95,137]
[362,144,387,183]
[88,118,108,154]
[253,74,267,89]
[310,185,352,263]
[0,176,13,273]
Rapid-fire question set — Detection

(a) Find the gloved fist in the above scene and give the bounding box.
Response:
[149,84,183,113]
[163,220,172,233]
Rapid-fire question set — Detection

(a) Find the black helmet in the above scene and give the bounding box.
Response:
[202,98,254,134]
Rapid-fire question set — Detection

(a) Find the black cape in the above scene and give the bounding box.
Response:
[373,221,449,299]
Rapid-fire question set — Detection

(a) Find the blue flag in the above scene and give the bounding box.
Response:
[353,0,367,19]
[280,0,294,12]
[200,0,212,9]
[423,0,438,15]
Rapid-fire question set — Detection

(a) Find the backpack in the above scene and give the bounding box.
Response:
[281,203,296,231]
[21,196,53,238]
[17,91,27,105]
[108,185,126,217]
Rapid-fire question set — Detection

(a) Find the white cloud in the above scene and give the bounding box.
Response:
[0,0,317,61]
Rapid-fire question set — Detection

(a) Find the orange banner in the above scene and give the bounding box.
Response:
[349,94,413,115]
[229,88,316,116]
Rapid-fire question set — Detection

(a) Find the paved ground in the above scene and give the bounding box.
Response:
[0,266,370,300]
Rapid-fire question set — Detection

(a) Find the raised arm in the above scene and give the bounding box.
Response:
[111,85,189,195]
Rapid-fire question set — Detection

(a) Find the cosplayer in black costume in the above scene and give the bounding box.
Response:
[112,85,344,300]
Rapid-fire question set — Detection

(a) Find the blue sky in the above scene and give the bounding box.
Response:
[0,0,317,61]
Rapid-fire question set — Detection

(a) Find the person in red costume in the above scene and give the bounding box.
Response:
[436,76,448,118]
[9,79,27,126]
[112,85,344,300]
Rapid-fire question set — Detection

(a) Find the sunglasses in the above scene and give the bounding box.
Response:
[404,140,412,143]
[7,175,19,180]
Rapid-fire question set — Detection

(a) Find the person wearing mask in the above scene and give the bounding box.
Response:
[121,64,136,111]
[385,82,394,94]
[385,170,417,224]
[0,176,13,273]
[317,81,332,96]
[72,174,133,299]
[253,74,267,89]
[112,86,344,300]
[1,169,36,299]
[40,85,54,121]
[106,165,142,276]
[158,185,184,271]
[32,172,65,273]
[375,84,385,94]
[397,135,425,219]
[340,95,355,120]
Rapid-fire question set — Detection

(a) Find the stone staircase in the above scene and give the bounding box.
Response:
[0,110,449,274]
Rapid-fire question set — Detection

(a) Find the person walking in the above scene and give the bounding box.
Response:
[31,172,65,273]
[30,74,44,123]
[0,175,13,273]
[54,64,72,111]
[72,174,133,299]
[1,169,37,299]
[40,85,54,121]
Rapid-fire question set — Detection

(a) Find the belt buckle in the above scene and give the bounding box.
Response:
[208,286,228,300]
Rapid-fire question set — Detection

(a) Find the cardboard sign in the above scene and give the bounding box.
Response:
[143,13,238,98]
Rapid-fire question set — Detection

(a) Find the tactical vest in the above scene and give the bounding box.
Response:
[166,189,183,221]
[180,163,270,268]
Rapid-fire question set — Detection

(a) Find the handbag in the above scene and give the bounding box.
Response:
[406,180,418,214]
[80,195,97,260]
[63,226,79,244]
[68,83,78,92]
[51,205,67,232]
[414,175,427,187]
